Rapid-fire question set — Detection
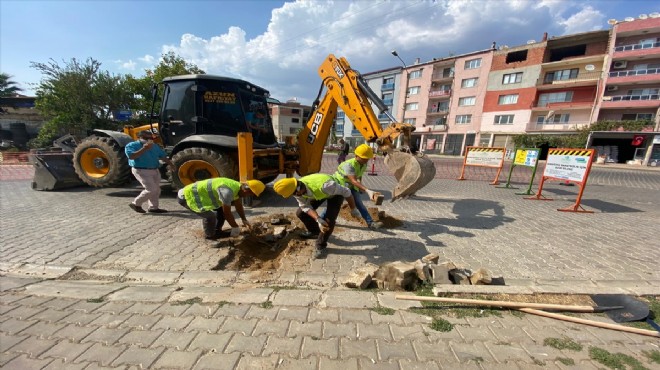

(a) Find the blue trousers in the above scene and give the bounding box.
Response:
[321,188,373,224]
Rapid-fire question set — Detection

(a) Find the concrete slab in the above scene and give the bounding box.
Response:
[320,290,377,309]
[23,280,124,299]
[122,271,182,285]
[178,271,237,286]
[106,286,177,302]
[0,276,42,291]
[376,292,422,310]
[169,286,272,304]
[8,264,72,279]
[272,289,322,307]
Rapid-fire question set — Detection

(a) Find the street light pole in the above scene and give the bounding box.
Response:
[392,50,410,148]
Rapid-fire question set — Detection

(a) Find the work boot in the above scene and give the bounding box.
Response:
[129,203,146,214]
[147,208,168,213]
[313,246,327,260]
[301,231,319,239]
[368,221,384,230]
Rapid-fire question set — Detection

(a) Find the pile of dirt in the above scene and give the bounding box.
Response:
[212,213,313,272]
[338,204,403,228]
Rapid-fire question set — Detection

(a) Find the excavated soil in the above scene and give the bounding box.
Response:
[338,204,404,228]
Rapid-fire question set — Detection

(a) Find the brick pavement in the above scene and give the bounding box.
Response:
[2,155,660,369]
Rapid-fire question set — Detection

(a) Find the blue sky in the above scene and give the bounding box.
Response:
[1,0,657,104]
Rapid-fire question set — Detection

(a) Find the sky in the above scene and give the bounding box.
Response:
[1,0,657,105]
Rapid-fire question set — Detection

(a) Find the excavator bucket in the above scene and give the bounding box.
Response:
[384,151,436,201]
[29,150,85,191]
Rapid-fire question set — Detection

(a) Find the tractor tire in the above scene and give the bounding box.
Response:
[73,136,131,187]
[170,147,236,189]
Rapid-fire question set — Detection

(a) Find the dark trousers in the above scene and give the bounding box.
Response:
[296,195,344,249]
[178,197,226,238]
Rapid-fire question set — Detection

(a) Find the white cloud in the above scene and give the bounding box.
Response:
[115,59,137,71]
[139,54,155,64]
[150,0,609,104]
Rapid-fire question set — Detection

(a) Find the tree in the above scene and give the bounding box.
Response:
[29,58,135,147]
[0,73,23,97]
[126,52,205,116]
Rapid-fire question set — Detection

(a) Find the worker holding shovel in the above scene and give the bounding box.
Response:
[273,174,360,259]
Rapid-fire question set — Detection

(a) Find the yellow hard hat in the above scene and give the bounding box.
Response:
[273,177,298,198]
[245,179,265,196]
[354,144,374,159]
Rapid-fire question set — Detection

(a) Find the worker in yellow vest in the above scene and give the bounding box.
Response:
[273,174,360,259]
[177,178,265,240]
[328,143,384,229]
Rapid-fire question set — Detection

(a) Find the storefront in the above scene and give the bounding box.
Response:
[587,131,660,166]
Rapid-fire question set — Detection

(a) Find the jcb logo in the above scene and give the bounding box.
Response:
[333,62,344,79]
[306,112,323,144]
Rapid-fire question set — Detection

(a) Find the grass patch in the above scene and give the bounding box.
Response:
[171,297,203,305]
[543,337,583,352]
[643,349,660,364]
[429,317,453,332]
[259,300,274,309]
[589,346,649,370]
[622,296,660,331]
[370,306,395,315]
[270,285,304,291]
[86,297,104,303]
[556,357,575,366]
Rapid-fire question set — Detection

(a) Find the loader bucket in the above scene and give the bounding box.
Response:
[384,151,436,200]
[29,150,85,191]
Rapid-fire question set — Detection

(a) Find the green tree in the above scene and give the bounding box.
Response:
[29,58,135,147]
[0,73,23,97]
[126,52,205,116]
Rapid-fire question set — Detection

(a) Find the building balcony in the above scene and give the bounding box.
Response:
[608,68,660,84]
[429,89,451,98]
[431,72,454,81]
[532,100,595,110]
[377,113,390,120]
[613,42,660,59]
[382,98,393,106]
[537,71,602,89]
[526,121,591,132]
[427,108,449,115]
[600,94,660,108]
[381,83,395,91]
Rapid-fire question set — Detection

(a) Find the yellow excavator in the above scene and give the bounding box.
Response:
[31,54,435,200]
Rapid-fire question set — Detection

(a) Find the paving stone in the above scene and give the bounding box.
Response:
[0,317,36,334]
[308,307,339,323]
[224,334,266,356]
[151,348,203,369]
[218,317,258,335]
[66,300,107,313]
[50,324,97,342]
[485,341,531,363]
[40,340,93,362]
[118,313,162,330]
[6,336,57,357]
[111,345,164,368]
[318,357,359,370]
[188,332,233,352]
[93,301,134,315]
[390,324,431,342]
[184,316,223,333]
[253,319,290,338]
[324,290,378,309]
[288,320,323,338]
[117,329,163,348]
[193,352,241,370]
[58,311,102,326]
[370,310,405,325]
[7,295,53,307]
[81,326,131,345]
[276,306,310,322]
[276,357,318,369]
[213,304,250,319]
[182,303,219,318]
[449,341,496,364]
[29,307,72,323]
[0,332,28,351]
[234,353,279,370]
[151,315,194,332]
[339,308,372,324]
[41,298,78,311]
[358,358,401,370]
[412,340,456,362]
[244,305,279,321]
[340,338,378,361]
[153,302,191,317]
[398,359,441,370]
[74,342,125,366]
[3,305,46,320]
[18,320,67,338]
[377,339,416,361]
[150,329,196,350]
[272,289,322,307]
[88,313,131,328]
[323,322,357,339]
[121,302,161,315]
[3,354,52,369]
[23,281,123,300]
[263,335,303,358]
[301,336,339,360]
[42,358,89,370]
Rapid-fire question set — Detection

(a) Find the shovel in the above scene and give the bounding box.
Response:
[590,294,660,332]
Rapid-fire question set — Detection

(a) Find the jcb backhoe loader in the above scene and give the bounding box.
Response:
[31,54,435,199]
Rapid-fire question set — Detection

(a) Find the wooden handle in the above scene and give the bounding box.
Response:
[395,295,615,312]
[519,308,660,338]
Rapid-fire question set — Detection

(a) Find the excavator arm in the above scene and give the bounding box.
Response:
[297,54,436,200]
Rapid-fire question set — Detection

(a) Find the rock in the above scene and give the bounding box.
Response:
[373,261,421,291]
[429,264,452,285]
[273,226,287,239]
[421,253,440,265]
[439,261,460,270]
[449,268,472,285]
[344,271,373,290]
[469,268,492,285]
[413,260,430,282]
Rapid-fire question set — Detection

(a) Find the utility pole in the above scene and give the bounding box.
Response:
[391,50,409,149]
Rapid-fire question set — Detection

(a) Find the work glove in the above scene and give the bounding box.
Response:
[350,208,361,218]
[242,220,251,230]
[317,218,330,233]
[365,189,375,200]
[230,227,241,237]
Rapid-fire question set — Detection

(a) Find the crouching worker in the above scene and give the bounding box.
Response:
[177,178,265,240]
[273,174,361,258]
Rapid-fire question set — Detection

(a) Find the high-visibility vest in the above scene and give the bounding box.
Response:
[299,174,334,200]
[183,178,241,213]
[333,158,365,190]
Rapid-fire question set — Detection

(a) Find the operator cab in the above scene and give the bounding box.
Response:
[158,74,277,148]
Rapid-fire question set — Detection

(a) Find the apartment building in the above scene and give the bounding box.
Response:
[268,99,311,143]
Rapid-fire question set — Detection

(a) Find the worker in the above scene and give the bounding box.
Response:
[330,143,384,229]
[273,174,360,259]
[177,178,265,240]
[125,128,174,214]
[337,138,349,164]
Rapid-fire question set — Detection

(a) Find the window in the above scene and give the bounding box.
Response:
[291,118,299,123]
[498,94,519,105]
[455,115,472,124]
[409,70,422,79]
[621,113,654,121]
[403,118,416,125]
[464,58,482,69]
[494,115,515,124]
[502,72,523,84]
[430,102,449,113]
[382,92,393,100]
[536,114,570,124]
[405,102,418,111]
[544,68,579,83]
[506,50,528,63]
[407,86,420,95]
[628,88,659,95]
[461,78,478,88]
[458,96,476,106]
[442,67,454,78]
[291,109,300,114]
[538,91,573,106]
[383,77,394,84]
